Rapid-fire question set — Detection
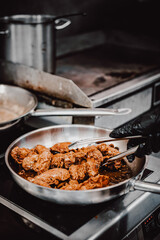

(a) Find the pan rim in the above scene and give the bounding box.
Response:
[0,84,38,126]
[5,124,146,194]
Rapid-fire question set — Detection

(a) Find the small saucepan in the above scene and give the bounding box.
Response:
[0,84,131,132]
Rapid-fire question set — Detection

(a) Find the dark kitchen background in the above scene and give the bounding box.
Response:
[0,0,160,57]
[1,1,160,240]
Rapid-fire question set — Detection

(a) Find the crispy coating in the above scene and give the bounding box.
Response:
[69,161,87,181]
[22,148,52,174]
[74,150,87,162]
[50,153,64,168]
[60,180,80,190]
[11,141,130,190]
[22,152,39,170]
[28,168,70,187]
[51,151,75,169]
[80,174,109,190]
[11,146,31,164]
[50,142,71,153]
[97,143,120,158]
[87,147,103,163]
[86,158,100,177]
[34,145,49,154]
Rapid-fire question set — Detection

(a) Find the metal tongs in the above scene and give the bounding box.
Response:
[68,135,146,165]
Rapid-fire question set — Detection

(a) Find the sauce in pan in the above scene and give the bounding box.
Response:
[100,162,132,185]
[0,107,19,123]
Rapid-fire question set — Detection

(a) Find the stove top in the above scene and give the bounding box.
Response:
[1,124,160,240]
[56,45,158,97]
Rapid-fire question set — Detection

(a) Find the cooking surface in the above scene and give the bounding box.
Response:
[0,163,111,236]
[1,155,160,240]
[56,45,159,96]
[0,45,160,109]
[1,123,160,239]
[0,44,160,239]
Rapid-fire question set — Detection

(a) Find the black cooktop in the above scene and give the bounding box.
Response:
[0,161,116,239]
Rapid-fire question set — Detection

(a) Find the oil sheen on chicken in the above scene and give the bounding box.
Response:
[11,142,132,190]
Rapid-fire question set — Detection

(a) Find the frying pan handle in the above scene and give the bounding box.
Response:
[133,180,160,193]
[31,108,131,117]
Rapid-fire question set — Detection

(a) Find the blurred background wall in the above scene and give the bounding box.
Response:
[0,0,160,56]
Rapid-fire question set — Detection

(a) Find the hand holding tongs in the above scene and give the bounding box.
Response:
[68,135,146,165]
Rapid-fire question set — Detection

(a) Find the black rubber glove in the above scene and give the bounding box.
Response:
[109,107,160,162]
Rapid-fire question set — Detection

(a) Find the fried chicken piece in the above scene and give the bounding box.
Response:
[30,179,51,188]
[18,168,36,180]
[74,150,87,162]
[81,145,97,154]
[97,143,120,158]
[22,149,52,174]
[11,146,31,164]
[33,150,52,173]
[86,158,100,177]
[50,142,71,153]
[28,168,70,187]
[99,143,122,170]
[60,180,81,190]
[63,152,75,168]
[84,148,103,177]
[50,153,64,168]
[22,152,39,170]
[51,152,75,169]
[87,147,103,164]
[97,143,122,170]
[69,161,87,181]
[80,174,109,190]
[34,145,49,154]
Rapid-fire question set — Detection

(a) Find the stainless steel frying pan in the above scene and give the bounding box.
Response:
[0,84,131,131]
[5,125,160,205]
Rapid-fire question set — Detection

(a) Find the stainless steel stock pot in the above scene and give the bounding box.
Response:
[0,14,71,73]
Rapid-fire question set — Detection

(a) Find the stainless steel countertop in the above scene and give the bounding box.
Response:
[91,69,160,107]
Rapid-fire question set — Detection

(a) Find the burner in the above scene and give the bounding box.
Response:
[1,153,160,240]
[8,178,114,236]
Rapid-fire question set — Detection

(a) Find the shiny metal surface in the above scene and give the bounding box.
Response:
[68,135,143,149]
[102,145,139,165]
[0,60,92,107]
[32,108,131,117]
[1,155,160,240]
[69,156,160,240]
[0,84,131,130]
[92,70,160,107]
[133,180,160,193]
[0,84,37,129]
[0,14,71,73]
[5,124,158,205]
